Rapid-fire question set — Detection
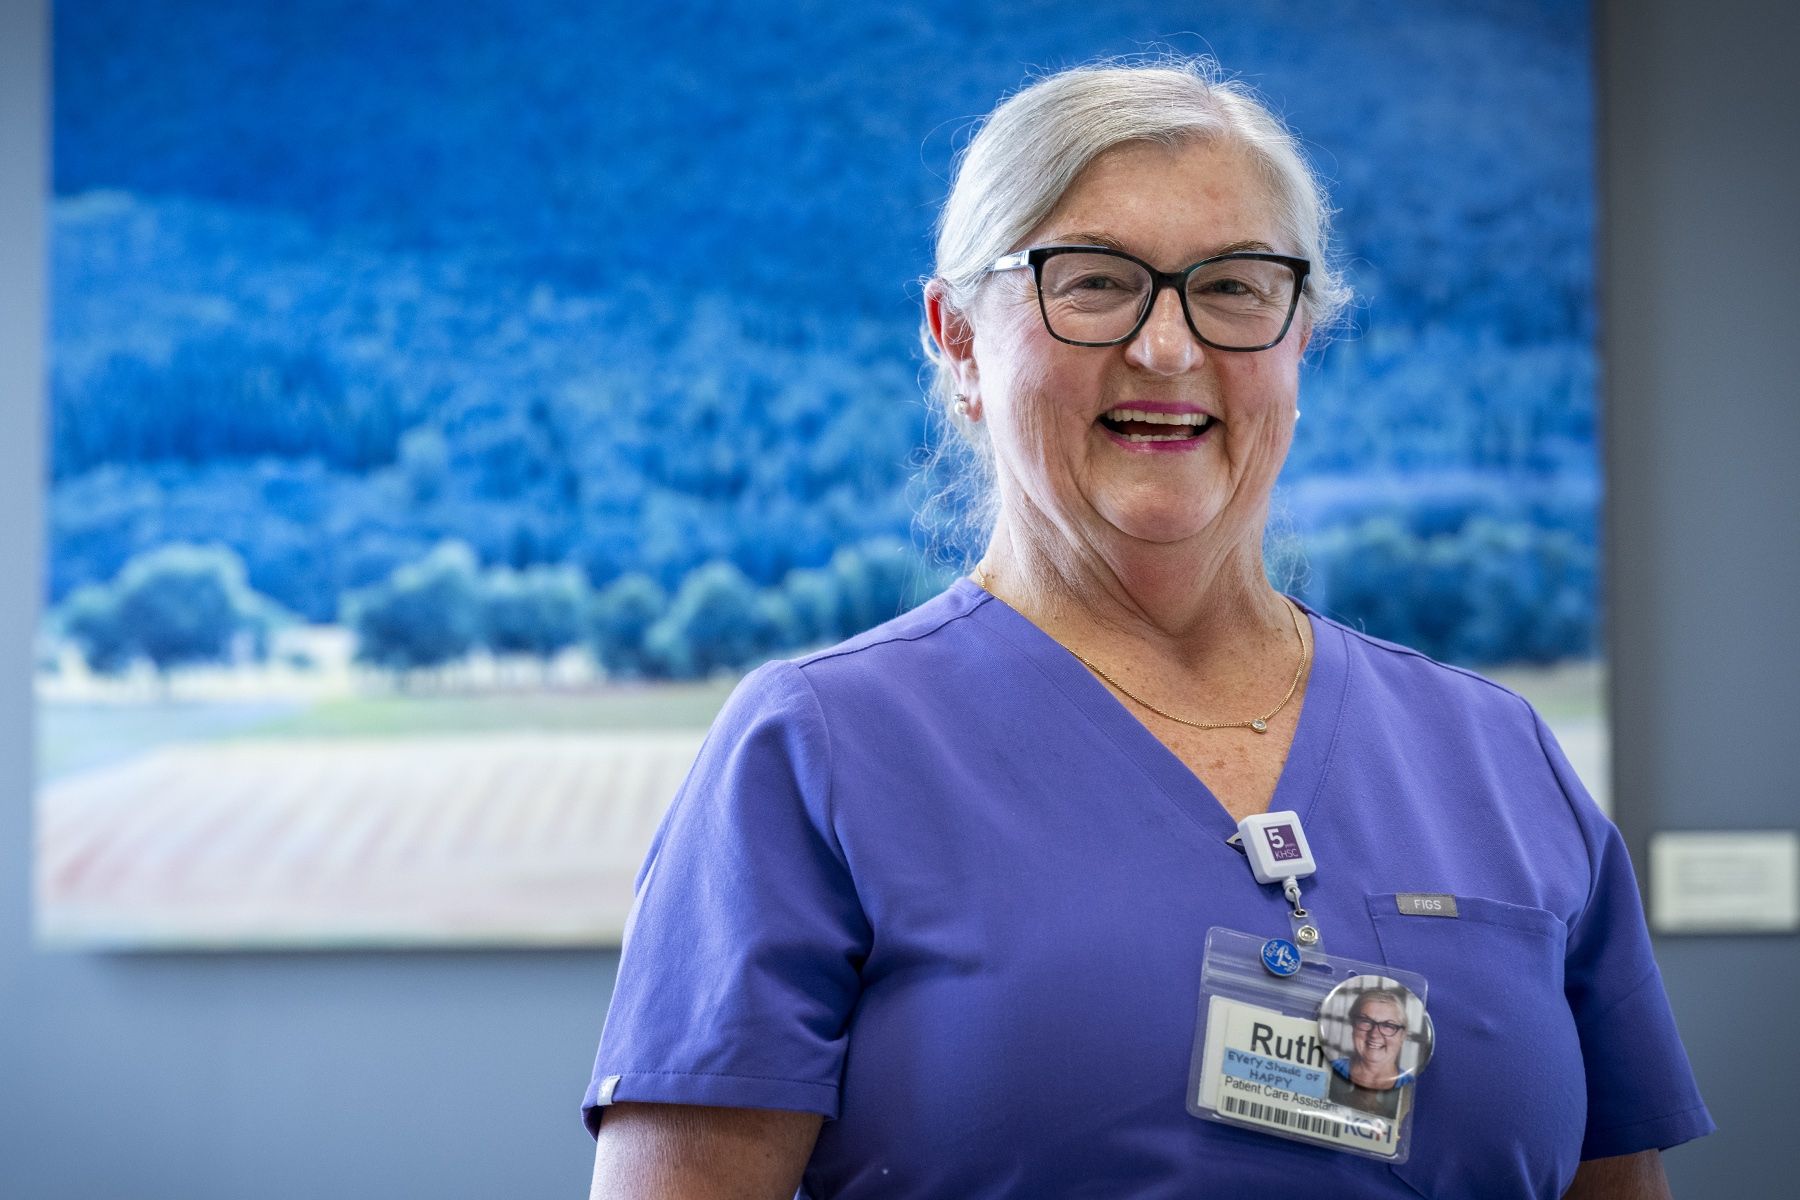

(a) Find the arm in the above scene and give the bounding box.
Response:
[589,1102,823,1200]
[1562,1149,1672,1200]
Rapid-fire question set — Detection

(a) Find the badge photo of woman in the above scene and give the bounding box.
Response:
[1327,985,1420,1120]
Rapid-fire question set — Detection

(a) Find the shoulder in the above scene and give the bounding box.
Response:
[795,580,988,664]
[1306,605,1613,896]
[1310,607,1539,727]
[1305,604,1586,789]
[689,582,995,842]
[710,581,993,739]
[785,579,995,694]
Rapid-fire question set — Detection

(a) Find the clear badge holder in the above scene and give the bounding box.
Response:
[1187,927,1432,1163]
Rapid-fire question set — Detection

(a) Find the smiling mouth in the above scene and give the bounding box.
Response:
[1097,407,1215,443]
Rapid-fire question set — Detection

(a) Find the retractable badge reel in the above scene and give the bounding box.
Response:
[1237,811,1322,960]
[1186,811,1435,1163]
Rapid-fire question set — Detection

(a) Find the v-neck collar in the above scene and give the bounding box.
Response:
[956,577,1350,842]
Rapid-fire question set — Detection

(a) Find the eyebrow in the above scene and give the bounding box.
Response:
[1053,232,1278,259]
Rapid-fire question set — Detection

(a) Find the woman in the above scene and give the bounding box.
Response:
[587,60,1710,1198]
[1328,989,1415,1119]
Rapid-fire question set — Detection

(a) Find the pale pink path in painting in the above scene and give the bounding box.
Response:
[34,714,1608,950]
[35,731,705,948]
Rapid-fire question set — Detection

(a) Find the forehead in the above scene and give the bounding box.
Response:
[1029,137,1280,260]
[1358,996,1405,1019]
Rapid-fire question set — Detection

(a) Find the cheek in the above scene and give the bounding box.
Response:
[969,290,1046,381]
[1233,353,1300,405]
[995,367,1091,488]
[1221,357,1301,458]
[976,335,1093,446]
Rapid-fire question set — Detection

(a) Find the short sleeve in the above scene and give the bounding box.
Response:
[583,661,869,1136]
[1537,714,1716,1159]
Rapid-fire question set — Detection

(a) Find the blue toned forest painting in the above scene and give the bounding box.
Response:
[39,0,1601,947]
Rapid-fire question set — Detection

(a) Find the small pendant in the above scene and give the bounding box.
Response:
[1250,718,1268,733]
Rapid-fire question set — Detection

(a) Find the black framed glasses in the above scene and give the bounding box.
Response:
[1352,1017,1407,1037]
[986,244,1311,351]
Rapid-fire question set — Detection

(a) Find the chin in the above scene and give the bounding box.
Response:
[1101,508,1225,546]
[1101,488,1244,543]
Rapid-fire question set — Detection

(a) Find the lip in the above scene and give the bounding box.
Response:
[1098,424,1214,453]
[1097,401,1216,418]
[1095,401,1218,454]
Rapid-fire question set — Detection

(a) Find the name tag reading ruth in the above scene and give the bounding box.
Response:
[1196,995,1409,1156]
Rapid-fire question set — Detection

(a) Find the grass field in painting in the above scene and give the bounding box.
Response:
[40,662,1600,767]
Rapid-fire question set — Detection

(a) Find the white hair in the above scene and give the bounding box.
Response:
[914,57,1352,564]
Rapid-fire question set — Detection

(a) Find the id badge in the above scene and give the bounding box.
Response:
[1187,928,1434,1163]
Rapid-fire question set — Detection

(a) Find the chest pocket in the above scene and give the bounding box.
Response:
[1367,894,1584,1200]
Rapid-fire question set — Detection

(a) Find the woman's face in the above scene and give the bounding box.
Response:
[960,137,1308,558]
[1353,997,1407,1074]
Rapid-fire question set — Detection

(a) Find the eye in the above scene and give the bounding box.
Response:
[1187,259,1292,309]
[1193,275,1259,298]
[1039,253,1148,303]
[1064,269,1135,292]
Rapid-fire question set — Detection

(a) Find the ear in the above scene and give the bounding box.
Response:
[925,280,982,413]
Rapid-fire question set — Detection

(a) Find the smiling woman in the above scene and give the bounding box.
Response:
[934,136,1311,581]
[584,58,1708,1199]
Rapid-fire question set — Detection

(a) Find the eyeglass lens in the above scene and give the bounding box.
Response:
[1037,251,1298,348]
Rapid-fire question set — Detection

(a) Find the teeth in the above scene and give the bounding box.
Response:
[1104,408,1212,426]
[1123,432,1197,442]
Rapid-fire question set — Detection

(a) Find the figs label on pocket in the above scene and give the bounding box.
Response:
[1396,893,1459,917]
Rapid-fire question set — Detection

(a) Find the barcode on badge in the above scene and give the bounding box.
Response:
[1220,1093,1346,1137]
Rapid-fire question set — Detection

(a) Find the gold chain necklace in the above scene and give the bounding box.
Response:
[973,563,1311,734]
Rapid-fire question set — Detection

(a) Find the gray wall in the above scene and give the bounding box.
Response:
[3,0,1794,1195]
[1599,0,1800,1195]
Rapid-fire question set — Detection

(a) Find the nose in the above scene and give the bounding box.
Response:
[1123,284,1204,375]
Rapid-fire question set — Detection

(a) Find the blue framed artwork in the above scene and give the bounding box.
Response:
[39,0,1600,947]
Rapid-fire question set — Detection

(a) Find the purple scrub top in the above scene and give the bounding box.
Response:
[586,580,1711,1198]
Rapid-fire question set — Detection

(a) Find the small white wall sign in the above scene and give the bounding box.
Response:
[1650,831,1800,935]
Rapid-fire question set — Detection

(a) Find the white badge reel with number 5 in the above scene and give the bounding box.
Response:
[1186,811,1436,1162]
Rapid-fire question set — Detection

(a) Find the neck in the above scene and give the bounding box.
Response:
[1350,1061,1397,1088]
[978,512,1292,673]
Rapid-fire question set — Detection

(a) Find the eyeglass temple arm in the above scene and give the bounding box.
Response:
[988,251,1031,272]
